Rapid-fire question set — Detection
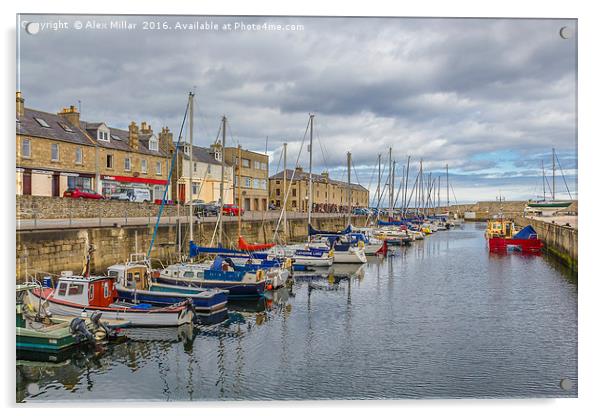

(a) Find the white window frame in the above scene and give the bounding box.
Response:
[51,143,59,161]
[149,138,158,151]
[106,154,114,169]
[124,157,131,171]
[141,159,147,174]
[156,161,162,175]
[21,139,31,158]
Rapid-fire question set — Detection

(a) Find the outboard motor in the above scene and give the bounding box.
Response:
[69,317,95,343]
[185,298,198,324]
[90,311,112,340]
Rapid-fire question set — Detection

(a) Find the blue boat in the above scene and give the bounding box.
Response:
[108,262,228,312]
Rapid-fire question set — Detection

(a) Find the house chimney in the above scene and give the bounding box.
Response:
[321,171,329,179]
[16,92,25,117]
[294,166,303,174]
[57,105,80,128]
[128,121,139,150]
[140,121,152,134]
[159,126,174,153]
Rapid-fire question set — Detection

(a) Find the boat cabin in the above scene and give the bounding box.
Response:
[486,219,516,239]
[108,264,150,291]
[53,275,116,307]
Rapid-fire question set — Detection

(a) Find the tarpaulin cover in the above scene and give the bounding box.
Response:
[513,225,538,240]
[308,224,352,236]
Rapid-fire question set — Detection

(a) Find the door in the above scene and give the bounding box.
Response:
[178,183,186,202]
[52,174,60,197]
[22,171,32,195]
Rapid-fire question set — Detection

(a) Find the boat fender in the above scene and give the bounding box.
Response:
[256,269,265,282]
[358,241,365,249]
[284,258,292,269]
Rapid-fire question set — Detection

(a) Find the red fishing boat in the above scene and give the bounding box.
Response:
[485,219,544,253]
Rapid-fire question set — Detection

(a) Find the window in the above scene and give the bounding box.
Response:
[192,183,200,196]
[292,189,297,197]
[68,283,84,296]
[68,176,91,190]
[207,165,212,174]
[57,283,67,296]
[141,159,147,173]
[276,188,281,196]
[51,143,59,161]
[59,122,74,133]
[156,161,162,175]
[98,131,110,141]
[106,154,114,169]
[193,162,198,173]
[149,138,158,151]
[124,157,131,171]
[244,177,251,187]
[254,160,261,170]
[183,271,194,278]
[103,282,109,298]
[21,139,31,158]
[75,147,83,164]
[34,117,50,128]
[242,158,250,168]
[89,285,94,299]
[292,200,297,208]
[253,178,260,189]
[111,134,121,141]
[184,145,191,155]
[261,162,268,170]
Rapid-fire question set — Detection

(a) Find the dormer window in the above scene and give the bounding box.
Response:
[98,130,110,142]
[149,136,158,151]
[214,151,222,162]
[184,145,191,155]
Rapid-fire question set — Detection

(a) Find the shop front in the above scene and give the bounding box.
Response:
[100,175,169,202]
[16,167,95,197]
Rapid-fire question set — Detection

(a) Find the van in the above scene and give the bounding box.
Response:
[110,188,151,203]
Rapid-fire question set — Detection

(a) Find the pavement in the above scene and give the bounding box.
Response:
[525,215,578,229]
[16,211,354,231]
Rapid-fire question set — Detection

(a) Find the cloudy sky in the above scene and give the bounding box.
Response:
[18,15,577,204]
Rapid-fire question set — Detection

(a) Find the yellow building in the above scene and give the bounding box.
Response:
[223,146,269,211]
[269,167,369,213]
[173,143,234,204]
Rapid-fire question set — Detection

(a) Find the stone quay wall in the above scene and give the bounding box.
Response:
[514,216,578,271]
[16,216,366,281]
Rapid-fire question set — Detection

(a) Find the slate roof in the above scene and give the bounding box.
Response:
[82,122,170,157]
[17,108,95,146]
[270,169,368,192]
[181,144,233,167]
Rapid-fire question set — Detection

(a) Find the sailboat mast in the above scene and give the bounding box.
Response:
[392,160,396,217]
[283,142,288,241]
[542,159,546,200]
[438,175,441,214]
[237,144,242,237]
[307,114,314,242]
[219,116,226,246]
[376,154,381,221]
[552,148,556,200]
[347,151,352,226]
[388,147,393,219]
[404,156,410,217]
[446,163,449,210]
[188,92,194,247]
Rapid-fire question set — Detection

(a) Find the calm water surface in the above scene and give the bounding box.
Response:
[17,223,577,401]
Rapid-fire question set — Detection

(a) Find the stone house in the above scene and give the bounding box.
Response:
[269,167,369,213]
[223,146,269,211]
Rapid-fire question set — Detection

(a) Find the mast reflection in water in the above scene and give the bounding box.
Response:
[17,223,577,401]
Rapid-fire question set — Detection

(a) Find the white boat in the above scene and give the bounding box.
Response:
[308,237,367,264]
[267,244,334,267]
[28,274,194,327]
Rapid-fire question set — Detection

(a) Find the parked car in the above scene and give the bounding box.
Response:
[194,202,220,217]
[222,204,244,216]
[110,188,152,203]
[63,187,103,200]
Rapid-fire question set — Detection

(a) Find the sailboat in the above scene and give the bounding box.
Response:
[526,148,572,212]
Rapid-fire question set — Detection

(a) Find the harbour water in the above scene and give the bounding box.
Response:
[16,222,577,402]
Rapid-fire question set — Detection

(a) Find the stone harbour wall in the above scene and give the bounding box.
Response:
[16,216,366,281]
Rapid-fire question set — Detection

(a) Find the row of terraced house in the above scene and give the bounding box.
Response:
[16,92,368,212]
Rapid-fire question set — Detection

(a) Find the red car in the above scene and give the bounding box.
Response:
[222,204,244,216]
[63,187,104,199]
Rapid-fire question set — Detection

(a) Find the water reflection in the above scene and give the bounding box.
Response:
[17,223,577,402]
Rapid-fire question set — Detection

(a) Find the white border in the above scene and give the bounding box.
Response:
[3,0,600,415]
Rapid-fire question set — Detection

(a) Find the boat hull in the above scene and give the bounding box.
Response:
[28,290,193,327]
[488,237,544,253]
[333,249,367,264]
[154,276,266,298]
[115,285,228,312]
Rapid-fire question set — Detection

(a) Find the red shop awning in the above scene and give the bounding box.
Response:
[101,175,168,185]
